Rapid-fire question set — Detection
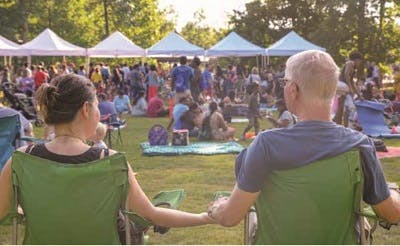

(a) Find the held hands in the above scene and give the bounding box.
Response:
[207,196,229,223]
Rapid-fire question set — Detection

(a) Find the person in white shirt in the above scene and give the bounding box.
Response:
[90,122,108,149]
[266,99,295,128]
[131,91,147,116]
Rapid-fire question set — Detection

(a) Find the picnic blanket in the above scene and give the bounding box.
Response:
[140,141,244,156]
[376,146,400,159]
[355,100,400,138]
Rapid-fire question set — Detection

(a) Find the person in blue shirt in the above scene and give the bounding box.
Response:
[207,50,400,231]
[113,90,132,115]
[201,63,214,98]
[171,56,193,103]
[167,96,190,130]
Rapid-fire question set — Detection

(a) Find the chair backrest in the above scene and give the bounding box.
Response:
[355,100,389,136]
[254,150,363,244]
[0,115,20,171]
[11,151,129,244]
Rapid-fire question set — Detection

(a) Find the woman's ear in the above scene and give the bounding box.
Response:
[81,101,90,119]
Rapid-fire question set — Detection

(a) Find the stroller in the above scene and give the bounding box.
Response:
[0,82,43,126]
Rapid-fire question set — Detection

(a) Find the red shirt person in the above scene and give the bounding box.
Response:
[147,95,169,117]
[34,67,49,89]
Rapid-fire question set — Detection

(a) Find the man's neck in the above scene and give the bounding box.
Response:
[294,103,332,123]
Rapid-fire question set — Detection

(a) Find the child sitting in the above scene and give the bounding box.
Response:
[91,123,108,149]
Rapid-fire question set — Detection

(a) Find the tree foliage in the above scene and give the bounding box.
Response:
[0,0,174,48]
[229,0,400,64]
[180,9,228,49]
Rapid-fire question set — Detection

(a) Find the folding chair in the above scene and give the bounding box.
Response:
[100,114,125,148]
[4,151,184,244]
[0,115,20,171]
[215,150,395,244]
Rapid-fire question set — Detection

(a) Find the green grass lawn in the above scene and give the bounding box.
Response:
[1,116,399,244]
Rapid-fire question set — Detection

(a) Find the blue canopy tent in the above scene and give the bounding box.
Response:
[147,31,204,57]
[206,32,265,57]
[265,31,325,56]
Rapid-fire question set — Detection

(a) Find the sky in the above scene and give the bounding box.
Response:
[158,0,252,30]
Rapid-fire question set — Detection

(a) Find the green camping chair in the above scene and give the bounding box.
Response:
[215,150,391,244]
[5,151,184,244]
[0,115,20,171]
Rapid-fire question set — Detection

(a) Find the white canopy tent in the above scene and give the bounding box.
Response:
[0,35,24,56]
[206,32,265,57]
[265,31,325,56]
[88,31,145,57]
[147,31,204,57]
[19,28,86,56]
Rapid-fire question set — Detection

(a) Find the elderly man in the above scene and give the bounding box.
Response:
[208,50,400,243]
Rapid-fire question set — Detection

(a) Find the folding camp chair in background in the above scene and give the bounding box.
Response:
[100,113,125,148]
[0,115,20,171]
[3,151,185,244]
[214,150,396,245]
[355,100,400,138]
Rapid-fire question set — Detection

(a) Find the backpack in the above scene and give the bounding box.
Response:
[148,124,168,146]
[174,67,187,93]
[198,115,212,141]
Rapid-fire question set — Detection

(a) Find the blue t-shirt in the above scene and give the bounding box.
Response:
[171,65,193,91]
[113,95,130,113]
[201,70,212,90]
[98,101,116,116]
[235,121,390,205]
[173,103,189,130]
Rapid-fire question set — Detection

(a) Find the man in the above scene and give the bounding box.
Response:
[128,64,143,100]
[34,66,49,90]
[98,93,117,116]
[201,63,214,98]
[171,56,193,103]
[208,50,400,241]
[190,57,202,102]
[334,51,362,126]
[241,82,260,140]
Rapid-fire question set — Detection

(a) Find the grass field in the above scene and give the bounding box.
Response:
[1,115,400,244]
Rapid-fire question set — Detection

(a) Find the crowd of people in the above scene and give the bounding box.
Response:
[0,50,399,244]
[0,55,296,141]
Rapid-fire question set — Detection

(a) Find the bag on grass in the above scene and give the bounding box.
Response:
[148,124,168,146]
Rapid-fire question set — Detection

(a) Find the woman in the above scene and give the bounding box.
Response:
[266,99,295,128]
[131,90,147,116]
[0,74,213,240]
[146,64,159,100]
[207,101,236,141]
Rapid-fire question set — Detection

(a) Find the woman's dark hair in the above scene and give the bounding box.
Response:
[150,64,157,71]
[35,74,96,125]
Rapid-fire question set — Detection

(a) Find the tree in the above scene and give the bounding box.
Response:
[180,9,227,49]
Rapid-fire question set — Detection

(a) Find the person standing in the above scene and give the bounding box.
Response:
[241,82,261,140]
[334,51,362,126]
[171,56,193,103]
[190,57,202,102]
[146,64,159,101]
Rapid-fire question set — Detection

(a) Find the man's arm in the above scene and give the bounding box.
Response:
[372,190,400,224]
[208,185,259,227]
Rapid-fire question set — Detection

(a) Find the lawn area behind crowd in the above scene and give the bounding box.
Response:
[1,116,399,244]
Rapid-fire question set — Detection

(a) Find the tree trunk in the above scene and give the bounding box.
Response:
[356,0,366,54]
[19,0,29,42]
[103,0,109,37]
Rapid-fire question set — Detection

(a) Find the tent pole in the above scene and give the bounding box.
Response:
[9,56,12,66]
[4,56,7,66]
[267,56,270,65]
[27,56,31,66]
[256,56,259,72]
[86,56,90,78]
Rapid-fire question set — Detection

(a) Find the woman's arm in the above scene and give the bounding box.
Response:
[0,159,12,221]
[126,165,213,227]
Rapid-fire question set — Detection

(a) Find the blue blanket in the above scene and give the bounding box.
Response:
[141,141,244,156]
